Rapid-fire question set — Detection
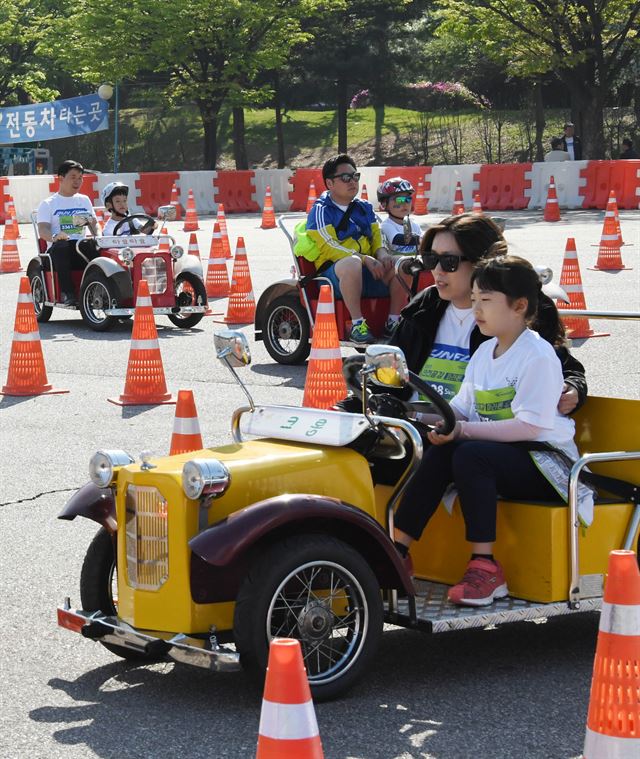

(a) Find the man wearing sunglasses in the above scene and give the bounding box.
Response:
[306,154,394,344]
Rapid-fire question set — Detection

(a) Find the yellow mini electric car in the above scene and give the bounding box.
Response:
[57,331,640,700]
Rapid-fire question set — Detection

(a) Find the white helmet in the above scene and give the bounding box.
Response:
[101,181,129,208]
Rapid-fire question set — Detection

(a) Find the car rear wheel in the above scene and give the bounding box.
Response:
[262,294,311,364]
[29,265,52,323]
[168,272,207,329]
[233,534,383,701]
[80,270,118,331]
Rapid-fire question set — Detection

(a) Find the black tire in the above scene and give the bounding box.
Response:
[262,294,311,365]
[233,534,383,701]
[29,265,52,323]
[168,272,207,328]
[80,527,157,661]
[79,270,118,331]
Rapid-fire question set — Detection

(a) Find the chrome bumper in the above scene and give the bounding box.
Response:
[57,599,240,672]
[103,305,207,316]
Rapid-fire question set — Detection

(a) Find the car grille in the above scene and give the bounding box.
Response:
[140,256,168,294]
[125,485,169,590]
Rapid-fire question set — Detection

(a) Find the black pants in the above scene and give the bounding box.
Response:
[394,440,560,543]
[48,240,99,294]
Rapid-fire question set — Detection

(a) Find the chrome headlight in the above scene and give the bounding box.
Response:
[89,449,134,487]
[119,247,134,264]
[182,459,230,500]
[170,245,184,260]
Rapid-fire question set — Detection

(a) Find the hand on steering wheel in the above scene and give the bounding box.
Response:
[112,213,157,236]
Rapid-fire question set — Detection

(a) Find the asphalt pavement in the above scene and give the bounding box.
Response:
[0,208,638,759]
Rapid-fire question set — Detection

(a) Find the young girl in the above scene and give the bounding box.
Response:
[393,255,593,607]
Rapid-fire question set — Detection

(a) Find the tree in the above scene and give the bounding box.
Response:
[435,0,640,158]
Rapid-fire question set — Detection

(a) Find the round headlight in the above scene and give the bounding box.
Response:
[119,247,134,264]
[89,449,134,487]
[182,459,230,500]
[170,245,184,260]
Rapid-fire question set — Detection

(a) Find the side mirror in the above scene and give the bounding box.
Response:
[364,344,409,388]
[71,213,94,227]
[403,215,413,245]
[214,329,251,367]
[157,205,177,221]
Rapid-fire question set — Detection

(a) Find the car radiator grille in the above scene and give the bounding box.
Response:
[125,485,169,590]
[140,257,168,294]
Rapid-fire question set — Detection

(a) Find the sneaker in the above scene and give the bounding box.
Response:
[382,318,398,341]
[349,319,375,344]
[447,557,508,607]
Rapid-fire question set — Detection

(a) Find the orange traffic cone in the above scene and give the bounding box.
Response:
[451,182,465,215]
[169,389,203,455]
[187,232,201,259]
[216,203,232,259]
[221,237,255,324]
[610,193,628,247]
[158,225,170,253]
[360,184,369,202]
[472,194,483,214]
[590,193,629,271]
[582,550,640,759]
[8,202,20,238]
[261,186,276,229]
[170,181,183,221]
[108,279,175,406]
[557,238,608,339]
[205,223,230,298]
[302,285,347,409]
[183,189,200,232]
[256,639,324,759]
[1,277,68,396]
[0,232,23,273]
[413,180,428,215]
[3,202,17,241]
[543,175,561,222]
[305,180,317,214]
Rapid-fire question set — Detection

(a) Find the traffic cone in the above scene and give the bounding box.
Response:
[8,202,20,238]
[170,182,183,221]
[589,192,629,271]
[472,194,483,214]
[183,189,200,232]
[3,202,17,241]
[169,389,203,455]
[557,238,609,339]
[205,223,230,298]
[607,190,628,248]
[1,277,68,396]
[451,182,465,215]
[216,203,232,258]
[187,232,201,259]
[302,285,346,409]
[261,185,276,229]
[158,225,170,253]
[413,180,428,215]
[0,232,23,273]
[582,550,640,759]
[256,639,324,759]
[360,184,368,202]
[543,175,561,222]
[108,279,175,406]
[221,237,255,324]
[305,180,317,214]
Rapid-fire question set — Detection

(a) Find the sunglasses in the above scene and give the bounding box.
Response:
[330,171,361,183]
[422,251,471,272]
[391,195,412,204]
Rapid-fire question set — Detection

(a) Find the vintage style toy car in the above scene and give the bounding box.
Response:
[27,206,207,331]
[57,331,640,700]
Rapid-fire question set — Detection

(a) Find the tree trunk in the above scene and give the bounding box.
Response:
[337,76,348,154]
[233,107,249,170]
[533,80,545,162]
[570,89,606,160]
[373,101,385,164]
[273,72,286,169]
[199,101,221,170]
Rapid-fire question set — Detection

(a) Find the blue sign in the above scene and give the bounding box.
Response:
[0,94,109,145]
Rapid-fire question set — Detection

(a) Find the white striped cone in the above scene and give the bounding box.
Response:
[170,389,203,454]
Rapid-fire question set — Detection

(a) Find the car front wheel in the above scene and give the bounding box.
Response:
[168,272,207,329]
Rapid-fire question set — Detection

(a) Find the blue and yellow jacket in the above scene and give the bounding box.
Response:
[306,191,383,270]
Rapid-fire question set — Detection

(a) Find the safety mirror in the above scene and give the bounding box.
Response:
[403,215,413,245]
[71,213,94,227]
[364,344,409,388]
[214,330,251,367]
[157,205,177,221]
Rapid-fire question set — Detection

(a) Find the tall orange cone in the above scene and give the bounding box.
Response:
[183,188,200,232]
[0,232,23,273]
[451,181,465,215]
[413,180,428,215]
[256,639,324,759]
[187,232,201,259]
[3,202,17,241]
[582,550,640,759]
[543,175,561,222]
[8,202,20,238]
[216,203,232,258]
[302,285,347,409]
[169,181,183,221]
[108,279,175,406]
[589,192,629,271]
[205,223,230,298]
[261,185,276,229]
[305,180,317,213]
[158,225,170,253]
[221,237,255,324]
[610,192,627,247]
[360,184,368,202]
[1,277,68,396]
[557,238,609,339]
[169,389,203,455]
[472,194,483,214]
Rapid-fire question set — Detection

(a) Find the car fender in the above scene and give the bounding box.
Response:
[58,482,116,534]
[81,259,133,302]
[173,254,204,280]
[254,279,299,334]
[189,494,413,600]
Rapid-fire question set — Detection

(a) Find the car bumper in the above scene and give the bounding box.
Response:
[103,305,207,316]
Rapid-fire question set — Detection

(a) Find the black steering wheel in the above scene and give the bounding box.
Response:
[112,213,156,236]
[342,354,456,436]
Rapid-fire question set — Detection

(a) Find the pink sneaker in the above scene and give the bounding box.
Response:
[447,558,508,607]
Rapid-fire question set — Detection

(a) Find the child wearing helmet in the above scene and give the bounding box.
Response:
[101,182,155,236]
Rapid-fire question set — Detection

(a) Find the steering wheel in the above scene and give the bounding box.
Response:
[342,355,456,436]
[112,213,156,236]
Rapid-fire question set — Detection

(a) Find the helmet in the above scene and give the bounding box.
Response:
[101,181,129,208]
[377,177,414,203]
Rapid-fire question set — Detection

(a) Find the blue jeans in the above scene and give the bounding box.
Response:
[321,261,389,300]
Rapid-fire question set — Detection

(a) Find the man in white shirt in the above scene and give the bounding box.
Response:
[559,123,583,161]
[37,160,99,305]
[544,137,570,162]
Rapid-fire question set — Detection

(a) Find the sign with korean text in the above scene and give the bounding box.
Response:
[0,94,109,145]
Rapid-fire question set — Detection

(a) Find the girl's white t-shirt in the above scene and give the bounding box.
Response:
[381,217,422,254]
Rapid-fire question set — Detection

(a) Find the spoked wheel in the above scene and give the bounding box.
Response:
[79,271,118,331]
[29,265,52,322]
[234,534,383,701]
[263,294,311,364]
[168,272,207,329]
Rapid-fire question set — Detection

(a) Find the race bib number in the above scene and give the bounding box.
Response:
[474,386,515,421]
[419,346,469,402]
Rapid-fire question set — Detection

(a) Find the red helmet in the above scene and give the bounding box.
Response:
[377,177,414,203]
